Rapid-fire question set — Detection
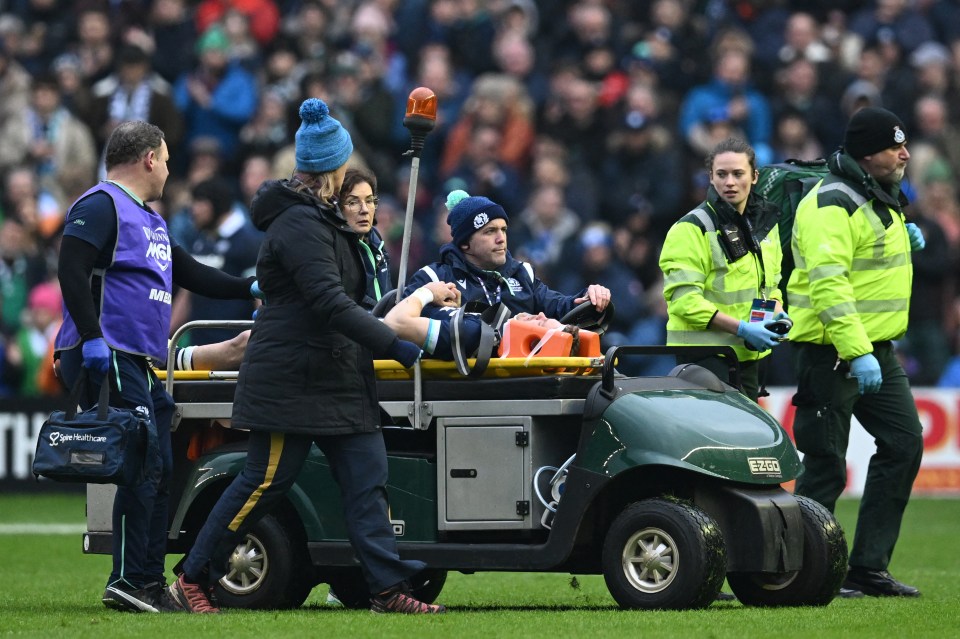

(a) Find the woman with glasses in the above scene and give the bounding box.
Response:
[338,167,390,309]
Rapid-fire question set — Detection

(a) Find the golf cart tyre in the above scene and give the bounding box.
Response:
[213,513,314,609]
[727,495,848,607]
[602,499,726,610]
[327,568,448,609]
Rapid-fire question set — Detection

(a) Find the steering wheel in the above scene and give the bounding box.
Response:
[371,288,398,318]
[558,300,615,336]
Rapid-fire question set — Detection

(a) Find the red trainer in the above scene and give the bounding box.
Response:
[168,574,221,613]
[370,590,446,614]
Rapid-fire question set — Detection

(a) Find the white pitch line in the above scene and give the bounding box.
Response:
[0,523,86,535]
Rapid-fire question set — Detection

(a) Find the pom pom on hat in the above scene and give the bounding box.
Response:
[445,190,509,247]
[295,98,354,173]
[299,98,329,122]
[445,189,470,211]
[843,106,907,159]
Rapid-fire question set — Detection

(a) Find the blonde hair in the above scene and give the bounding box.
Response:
[292,170,340,204]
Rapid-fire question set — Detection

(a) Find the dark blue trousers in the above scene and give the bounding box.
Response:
[182,429,425,593]
[60,348,175,589]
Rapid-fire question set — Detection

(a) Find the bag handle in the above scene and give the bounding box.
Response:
[65,370,111,422]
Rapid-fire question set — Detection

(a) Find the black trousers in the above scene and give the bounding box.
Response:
[60,348,174,589]
[792,341,923,570]
[182,429,425,593]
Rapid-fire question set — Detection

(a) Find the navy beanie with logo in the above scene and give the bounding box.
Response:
[446,190,509,247]
[843,106,907,158]
[295,98,353,173]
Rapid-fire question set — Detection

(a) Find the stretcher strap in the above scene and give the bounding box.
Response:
[451,307,495,378]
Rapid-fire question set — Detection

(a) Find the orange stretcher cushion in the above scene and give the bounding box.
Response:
[497,321,601,358]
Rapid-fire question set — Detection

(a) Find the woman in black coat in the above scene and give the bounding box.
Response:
[166,99,445,615]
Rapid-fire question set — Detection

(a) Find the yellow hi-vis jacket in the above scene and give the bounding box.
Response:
[660,188,783,362]
[787,151,912,361]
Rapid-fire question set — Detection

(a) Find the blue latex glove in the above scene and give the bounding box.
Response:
[773,310,790,321]
[905,222,925,251]
[250,279,266,301]
[81,338,110,375]
[386,338,422,368]
[849,353,882,395]
[737,320,781,352]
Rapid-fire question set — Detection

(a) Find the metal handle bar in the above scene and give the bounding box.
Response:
[600,345,742,397]
[165,320,253,395]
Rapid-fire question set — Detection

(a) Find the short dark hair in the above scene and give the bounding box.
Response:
[192,177,235,215]
[104,121,165,170]
[705,137,757,173]
[338,166,378,201]
[116,44,150,68]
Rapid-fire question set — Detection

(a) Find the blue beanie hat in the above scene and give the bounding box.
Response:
[295,98,353,173]
[446,190,509,247]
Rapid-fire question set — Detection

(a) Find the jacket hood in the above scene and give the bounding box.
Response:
[250,179,354,232]
[828,149,906,211]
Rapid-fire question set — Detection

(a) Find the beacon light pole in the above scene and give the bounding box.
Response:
[395,86,437,303]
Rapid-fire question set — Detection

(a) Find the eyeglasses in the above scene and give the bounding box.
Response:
[342,196,379,211]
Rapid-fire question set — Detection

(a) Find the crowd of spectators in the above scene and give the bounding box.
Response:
[3,0,960,397]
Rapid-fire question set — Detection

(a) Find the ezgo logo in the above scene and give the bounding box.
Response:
[143,226,171,271]
[747,457,781,476]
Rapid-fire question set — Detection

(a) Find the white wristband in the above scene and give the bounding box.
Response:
[412,286,434,307]
[176,345,196,371]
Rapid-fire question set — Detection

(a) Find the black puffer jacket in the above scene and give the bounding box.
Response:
[232,179,399,435]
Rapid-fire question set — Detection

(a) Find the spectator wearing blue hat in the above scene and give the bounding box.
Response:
[403,189,611,320]
[167,98,444,615]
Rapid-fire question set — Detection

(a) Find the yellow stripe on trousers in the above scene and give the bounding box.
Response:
[228,432,284,532]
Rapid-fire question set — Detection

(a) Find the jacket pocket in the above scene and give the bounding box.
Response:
[303,340,361,394]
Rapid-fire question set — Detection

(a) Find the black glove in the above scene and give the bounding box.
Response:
[386,337,422,368]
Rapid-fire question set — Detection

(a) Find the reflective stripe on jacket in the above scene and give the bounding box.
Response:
[660,189,783,362]
[787,153,912,360]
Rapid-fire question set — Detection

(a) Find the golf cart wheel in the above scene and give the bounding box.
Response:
[602,499,726,610]
[327,568,448,610]
[727,495,848,607]
[213,513,314,609]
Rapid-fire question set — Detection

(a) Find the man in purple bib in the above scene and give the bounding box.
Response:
[54,120,261,613]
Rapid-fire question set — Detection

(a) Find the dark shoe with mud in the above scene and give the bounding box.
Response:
[102,581,177,612]
[843,568,920,597]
